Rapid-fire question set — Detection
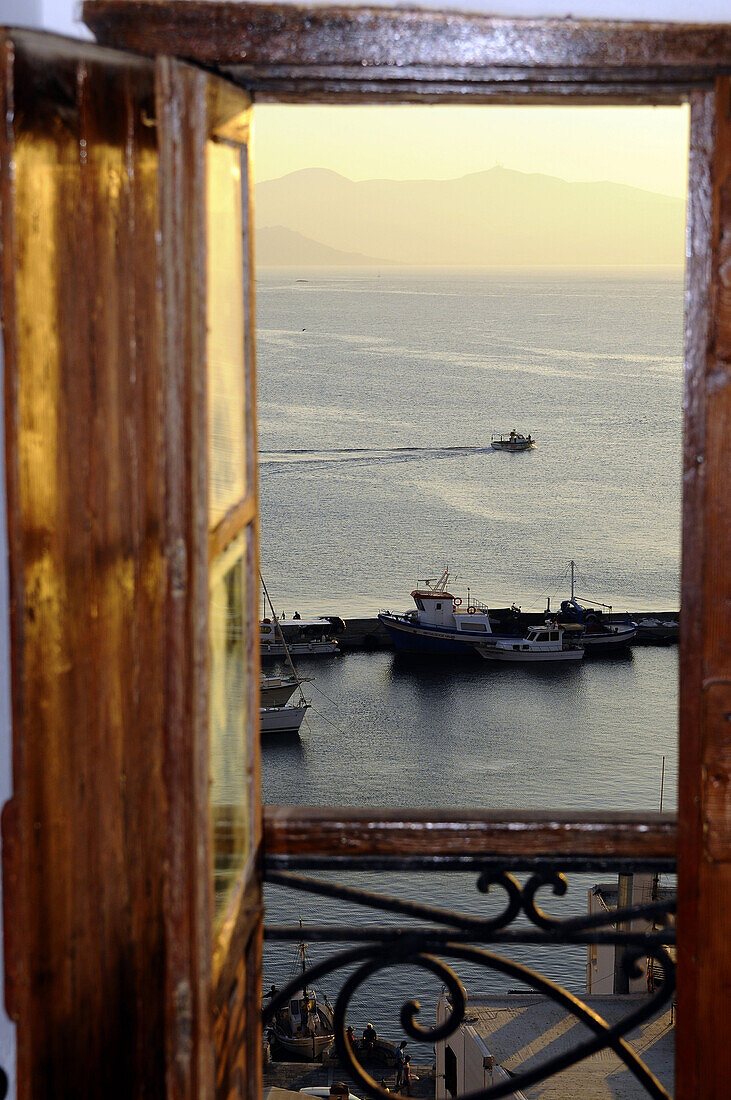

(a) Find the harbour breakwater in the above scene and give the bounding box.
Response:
[336,613,680,651]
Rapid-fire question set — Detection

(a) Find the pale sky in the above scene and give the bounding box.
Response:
[253,104,689,198]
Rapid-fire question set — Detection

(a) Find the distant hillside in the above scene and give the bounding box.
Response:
[256,225,390,267]
[254,166,685,267]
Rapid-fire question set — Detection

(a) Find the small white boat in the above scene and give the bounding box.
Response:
[491,429,535,452]
[259,575,313,733]
[260,703,309,735]
[260,618,341,659]
[477,623,584,662]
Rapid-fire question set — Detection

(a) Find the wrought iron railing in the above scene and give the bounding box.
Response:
[262,809,677,1100]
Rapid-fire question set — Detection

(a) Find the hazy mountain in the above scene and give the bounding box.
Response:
[255,166,685,267]
[256,225,390,266]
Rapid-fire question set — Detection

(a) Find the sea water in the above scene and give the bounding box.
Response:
[256,267,682,1053]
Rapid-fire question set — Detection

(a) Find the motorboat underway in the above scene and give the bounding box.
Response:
[260,703,309,735]
[378,570,513,655]
[491,429,535,452]
[260,674,301,708]
[267,943,334,1060]
[477,623,585,662]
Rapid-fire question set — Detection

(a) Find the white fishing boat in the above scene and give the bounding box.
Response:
[268,943,335,1060]
[260,618,341,659]
[491,429,535,452]
[477,623,585,662]
[260,703,309,735]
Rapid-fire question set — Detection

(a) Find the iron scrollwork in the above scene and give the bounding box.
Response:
[263,865,676,1100]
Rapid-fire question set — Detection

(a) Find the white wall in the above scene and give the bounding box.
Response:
[1,0,730,37]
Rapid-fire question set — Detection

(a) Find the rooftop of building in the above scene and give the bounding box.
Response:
[453,992,674,1099]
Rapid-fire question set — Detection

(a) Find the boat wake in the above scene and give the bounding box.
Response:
[259,445,492,473]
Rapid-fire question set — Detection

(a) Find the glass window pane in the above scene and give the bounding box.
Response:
[206,139,246,527]
[209,531,250,921]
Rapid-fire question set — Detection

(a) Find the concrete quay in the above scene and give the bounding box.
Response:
[336,612,680,652]
[264,1058,435,1099]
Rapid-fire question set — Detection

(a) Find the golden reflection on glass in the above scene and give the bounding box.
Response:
[210,532,250,921]
[206,139,247,527]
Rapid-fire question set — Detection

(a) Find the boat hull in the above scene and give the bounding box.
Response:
[270,1030,333,1059]
[261,640,339,660]
[260,704,308,734]
[269,999,335,1061]
[478,644,584,662]
[379,613,506,655]
[260,676,300,707]
[490,441,534,452]
[582,624,637,648]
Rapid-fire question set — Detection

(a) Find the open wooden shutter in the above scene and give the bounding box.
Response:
[1,30,261,1099]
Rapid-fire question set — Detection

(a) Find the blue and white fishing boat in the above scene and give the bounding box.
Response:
[556,561,637,649]
[378,570,514,655]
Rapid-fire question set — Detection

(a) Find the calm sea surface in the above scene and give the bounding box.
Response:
[255,268,682,1054]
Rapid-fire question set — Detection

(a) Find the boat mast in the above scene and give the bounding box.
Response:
[259,572,307,706]
[570,559,576,600]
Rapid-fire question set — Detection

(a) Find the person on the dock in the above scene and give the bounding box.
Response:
[362,1022,378,1054]
[346,1025,357,1051]
[395,1041,408,1089]
[293,611,301,619]
[401,1055,413,1096]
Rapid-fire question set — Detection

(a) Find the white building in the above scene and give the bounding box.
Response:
[586,873,676,996]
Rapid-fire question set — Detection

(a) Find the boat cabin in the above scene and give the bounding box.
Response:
[288,992,317,1035]
[526,628,562,644]
[453,610,493,634]
[410,588,459,628]
[260,617,344,641]
[410,587,495,633]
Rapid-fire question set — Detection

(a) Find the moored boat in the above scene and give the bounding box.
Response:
[489,561,638,649]
[260,617,342,659]
[259,574,313,734]
[378,570,515,655]
[558,598,637,648]
[261,674,301,708]
[556,561,637,648]
[260,703,310,735]
[267,943,335,1060]
[477,623,585,662]
[491,429,535,452]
